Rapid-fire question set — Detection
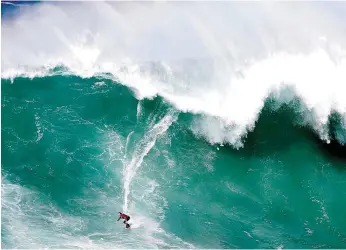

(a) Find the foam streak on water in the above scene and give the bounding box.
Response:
[122,111,177,212]
[124,130,134,160]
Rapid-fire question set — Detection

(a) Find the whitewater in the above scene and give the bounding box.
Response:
[2,1,346,249]
[3,1,346,146]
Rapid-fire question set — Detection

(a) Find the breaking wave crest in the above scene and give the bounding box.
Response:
[2,1,346,147]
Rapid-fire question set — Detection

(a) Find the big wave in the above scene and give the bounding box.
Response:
[2,1,346,147]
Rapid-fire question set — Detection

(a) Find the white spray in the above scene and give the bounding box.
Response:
[122,112,177,212]
[2,2,346,146]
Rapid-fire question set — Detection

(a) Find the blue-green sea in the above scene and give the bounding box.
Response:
[2,1,346,249]
[2,74,346,248]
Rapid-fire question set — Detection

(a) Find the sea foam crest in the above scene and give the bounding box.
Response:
[2,1,346,147]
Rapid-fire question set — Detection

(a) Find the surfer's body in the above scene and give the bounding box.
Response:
[118,212,131,228]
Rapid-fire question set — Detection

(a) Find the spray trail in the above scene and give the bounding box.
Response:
[122,111,177,212]
[124,131,134,160]
[136,101,142,122]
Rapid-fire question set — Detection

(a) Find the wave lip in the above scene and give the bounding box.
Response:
[2,50,346,148]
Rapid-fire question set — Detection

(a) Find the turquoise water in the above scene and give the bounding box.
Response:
[2,75,346,248]
[2,1,346,248]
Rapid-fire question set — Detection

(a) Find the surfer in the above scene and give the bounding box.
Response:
[118,212,131,228]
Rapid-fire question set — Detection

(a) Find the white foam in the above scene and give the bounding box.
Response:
[123,111,177,212]
[124,130,134,160]
[1,179,123,248]
[188,50,346,146]
[2,2,346,146]
[94,81,105,87]
[136,101,142,122]
[34,113,43,142]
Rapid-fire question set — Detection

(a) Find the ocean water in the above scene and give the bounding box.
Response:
[2,1,346,249]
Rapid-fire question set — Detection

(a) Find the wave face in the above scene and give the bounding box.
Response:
[2,2,346,249]
[2,74,346,249]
